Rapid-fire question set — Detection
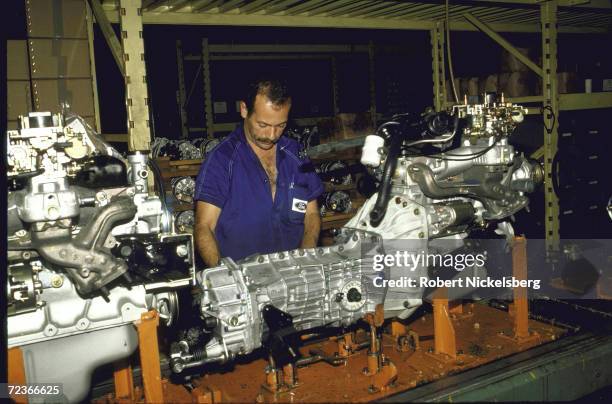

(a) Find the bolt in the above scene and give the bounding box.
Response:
[47,206,59,220]
[414,208,420,215]
[95,192,107,202]
[21,251,31,260]
[120,245,133,257]
[176,244,188,257]
[395,197,401,204]
[81,267,90,278]
[59,249,67,258]
[76,319,89,330]
[51,275,63,288]
[15,229,27,238]
[418,232,425,238]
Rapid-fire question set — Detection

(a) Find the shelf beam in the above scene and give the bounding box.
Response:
[541,0,560,254]
[559,92,612,111]
[431,21,446,112]
[202,38,214,139]
[176,40,188,138]
[463,12,543,77]
[120,0,152,151]
[88,0,125,77]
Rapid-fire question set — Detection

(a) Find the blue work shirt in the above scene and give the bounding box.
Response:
[194,125,324,262]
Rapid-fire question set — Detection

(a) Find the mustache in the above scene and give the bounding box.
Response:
[255,138,277,145]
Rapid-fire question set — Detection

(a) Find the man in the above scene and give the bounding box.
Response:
[194,77,324,267]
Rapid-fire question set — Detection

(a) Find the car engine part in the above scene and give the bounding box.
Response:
[170,229,385,371]
[175,209,195,233]
[151,137,225,161]
[286,125,318,151]
[7,112,195,402]
[320,190,353,215]
[174,96,542,372]
[347,97,541,313]
[172,176,196,203]
[317,160,352,185]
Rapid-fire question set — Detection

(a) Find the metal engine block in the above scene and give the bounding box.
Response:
[173,98,542,372]
[6,112,194,402]
[171,229,385,371]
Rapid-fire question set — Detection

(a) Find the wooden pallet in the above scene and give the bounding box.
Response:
[155,157,203,180]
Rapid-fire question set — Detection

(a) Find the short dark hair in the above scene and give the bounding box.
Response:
[244,75,291,115]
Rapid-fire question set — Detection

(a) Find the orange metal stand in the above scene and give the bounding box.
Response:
[363,305,397,392]
[191,384,222,403]
[510,236,539,343]
[337,332,359,358]
[8,347,28,404]
[113,359,135,402]
[282,363,297,387]
[136,310,164,403]
[432,296,457,359]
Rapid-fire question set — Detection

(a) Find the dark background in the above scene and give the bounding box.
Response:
[6,3,612,239]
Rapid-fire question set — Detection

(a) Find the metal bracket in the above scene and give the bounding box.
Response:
[87,0,126,77]
[463,13,543,78]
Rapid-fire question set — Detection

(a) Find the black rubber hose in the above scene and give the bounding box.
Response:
[369,130,403,227]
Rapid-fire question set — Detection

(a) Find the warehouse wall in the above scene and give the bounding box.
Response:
[7,0,99,131]
[92,25,433,139]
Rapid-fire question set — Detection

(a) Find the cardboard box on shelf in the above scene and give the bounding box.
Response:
[317,112,374,143]
[499,72,532,97]
[501,47,531,72]
[478,74,499,96]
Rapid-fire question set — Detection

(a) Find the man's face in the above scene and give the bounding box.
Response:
[241,94,291,152]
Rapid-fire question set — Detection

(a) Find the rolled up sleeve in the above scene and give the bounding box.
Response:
[194,151,230,209]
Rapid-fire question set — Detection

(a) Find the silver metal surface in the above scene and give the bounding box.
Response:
[7,111,194,398]
[20,325,139,403]
[195,229,384,363]
[8,266,153,347]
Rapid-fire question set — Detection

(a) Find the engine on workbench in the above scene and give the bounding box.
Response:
[348,96,543,313]
[171,95,543,374]
[6,112,195,402]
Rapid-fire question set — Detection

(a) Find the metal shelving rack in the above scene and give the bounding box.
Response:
[92,0,612,253]
[175,41,376,138]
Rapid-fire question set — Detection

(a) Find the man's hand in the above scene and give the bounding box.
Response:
[301,200,321,249]
[195,201,222,267]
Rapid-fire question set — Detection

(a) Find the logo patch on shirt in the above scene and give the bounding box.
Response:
[292,198,308,213]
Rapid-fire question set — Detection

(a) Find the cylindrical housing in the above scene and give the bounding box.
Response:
[361,135,385,167]
[127,151,149,192]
